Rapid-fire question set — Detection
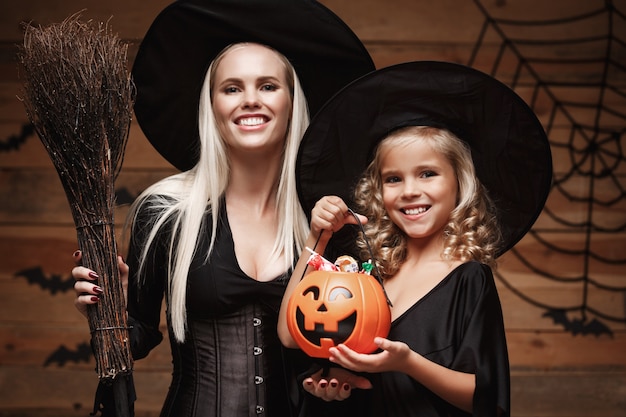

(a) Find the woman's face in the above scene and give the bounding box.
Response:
[211,44,292,156]
[379,134,458,242]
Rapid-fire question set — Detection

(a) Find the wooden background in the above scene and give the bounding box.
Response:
[0,0,624,416]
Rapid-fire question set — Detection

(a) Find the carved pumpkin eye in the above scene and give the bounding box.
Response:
[329,287,353,301]
[302,286,320,300]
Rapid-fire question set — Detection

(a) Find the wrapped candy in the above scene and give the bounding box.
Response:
[305,248,378,276]
[306,247,338,271]
[361,259,374,275]
[335,255,359,273]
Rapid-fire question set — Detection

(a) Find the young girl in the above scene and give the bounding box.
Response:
[279,61,552,417]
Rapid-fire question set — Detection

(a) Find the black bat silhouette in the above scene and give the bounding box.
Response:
[115,186,137,205]
[0,122,35,152]
[44,342,92,367]
[543,309,613,337]
[14,266,75,295]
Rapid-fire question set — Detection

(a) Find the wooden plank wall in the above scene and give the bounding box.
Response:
[1,0,625,416]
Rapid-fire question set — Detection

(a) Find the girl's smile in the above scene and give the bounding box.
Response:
[401,205,430,216]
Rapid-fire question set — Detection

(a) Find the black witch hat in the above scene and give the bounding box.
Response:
[132,0,375,171]
[297,61,553,257]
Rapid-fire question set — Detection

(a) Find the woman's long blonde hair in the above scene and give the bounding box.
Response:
[354,126,501,277]
[126,43,310,342]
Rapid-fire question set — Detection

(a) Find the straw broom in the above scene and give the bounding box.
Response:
[18,13,134,416]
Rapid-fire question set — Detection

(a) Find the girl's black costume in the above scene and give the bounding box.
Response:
[126,203,303,417]
[294,61,552,417]
[303,261,510,417]
[369,261,510,416]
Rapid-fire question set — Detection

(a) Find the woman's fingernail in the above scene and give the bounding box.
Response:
[90,296,100,302]
[93,287,103,294]
[319,381,327,388]
[88,272,99,279]
[343,384,350,391]
[330,382,338,388]
[73,250,81,257]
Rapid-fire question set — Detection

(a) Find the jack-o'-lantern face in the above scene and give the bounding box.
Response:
[296,284,358,347]
[286,271,391,358]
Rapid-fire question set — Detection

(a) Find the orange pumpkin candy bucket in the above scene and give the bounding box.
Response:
[286,252,391,358]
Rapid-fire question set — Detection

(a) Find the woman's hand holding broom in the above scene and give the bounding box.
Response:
[73,250,129,319]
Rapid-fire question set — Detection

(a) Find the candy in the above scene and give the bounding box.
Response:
[361,259,374,275]
[334,255,359,273]
[306,247,338,271]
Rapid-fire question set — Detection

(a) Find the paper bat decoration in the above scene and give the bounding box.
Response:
[44,342,92,367]
[0,122,35,152]
[14,266,75,295]
[114,187,137,205]
[543,309,613,337]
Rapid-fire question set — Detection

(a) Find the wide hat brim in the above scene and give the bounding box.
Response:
[297,61,553,257]
[132,0,375,171]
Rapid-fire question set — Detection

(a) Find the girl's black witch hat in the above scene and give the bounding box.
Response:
[297,61,553,256]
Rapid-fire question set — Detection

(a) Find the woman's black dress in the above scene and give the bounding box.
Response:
[125,204,303,417]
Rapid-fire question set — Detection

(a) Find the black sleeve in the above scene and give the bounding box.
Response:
[452,264,510,417]
[125,201,168,360]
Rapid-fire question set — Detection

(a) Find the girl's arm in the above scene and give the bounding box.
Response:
[329,337,475,413]
[278,195,364,347]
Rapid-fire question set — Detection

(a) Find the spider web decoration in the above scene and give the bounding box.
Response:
[468,0,626,336]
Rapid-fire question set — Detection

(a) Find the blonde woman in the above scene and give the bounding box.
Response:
[72,0,374,415]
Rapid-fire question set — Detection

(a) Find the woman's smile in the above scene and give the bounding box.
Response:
[236,115,269,127]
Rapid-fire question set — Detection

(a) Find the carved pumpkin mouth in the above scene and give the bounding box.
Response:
[295,307,357,347]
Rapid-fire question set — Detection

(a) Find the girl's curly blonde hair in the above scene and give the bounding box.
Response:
[353,126,501,278]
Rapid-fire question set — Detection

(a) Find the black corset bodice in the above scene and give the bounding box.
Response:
[161,303,292,417]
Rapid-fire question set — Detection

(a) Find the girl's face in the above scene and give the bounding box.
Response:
[380,134,458,242]
[211,44,292,156]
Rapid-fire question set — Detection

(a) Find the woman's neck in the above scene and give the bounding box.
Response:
[226,154,282,216]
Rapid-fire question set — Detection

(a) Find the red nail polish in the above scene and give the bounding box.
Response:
[73,250,80,257]
[343,384,350,391]
[90,296,100,302]
[94,287,103,294]
[319,382,327,388]
[330,382,338,388]
[88,272,99,279]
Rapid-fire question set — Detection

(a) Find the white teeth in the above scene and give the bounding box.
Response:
[238,117,265,126]
[404,207,428,215]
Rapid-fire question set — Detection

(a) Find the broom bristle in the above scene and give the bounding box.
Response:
[18,13,134,380]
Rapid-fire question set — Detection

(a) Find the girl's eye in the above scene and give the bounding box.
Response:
[261,84,278,91]
[224,86,240,94]
[383,175,401,184]
[421,170,437,178]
